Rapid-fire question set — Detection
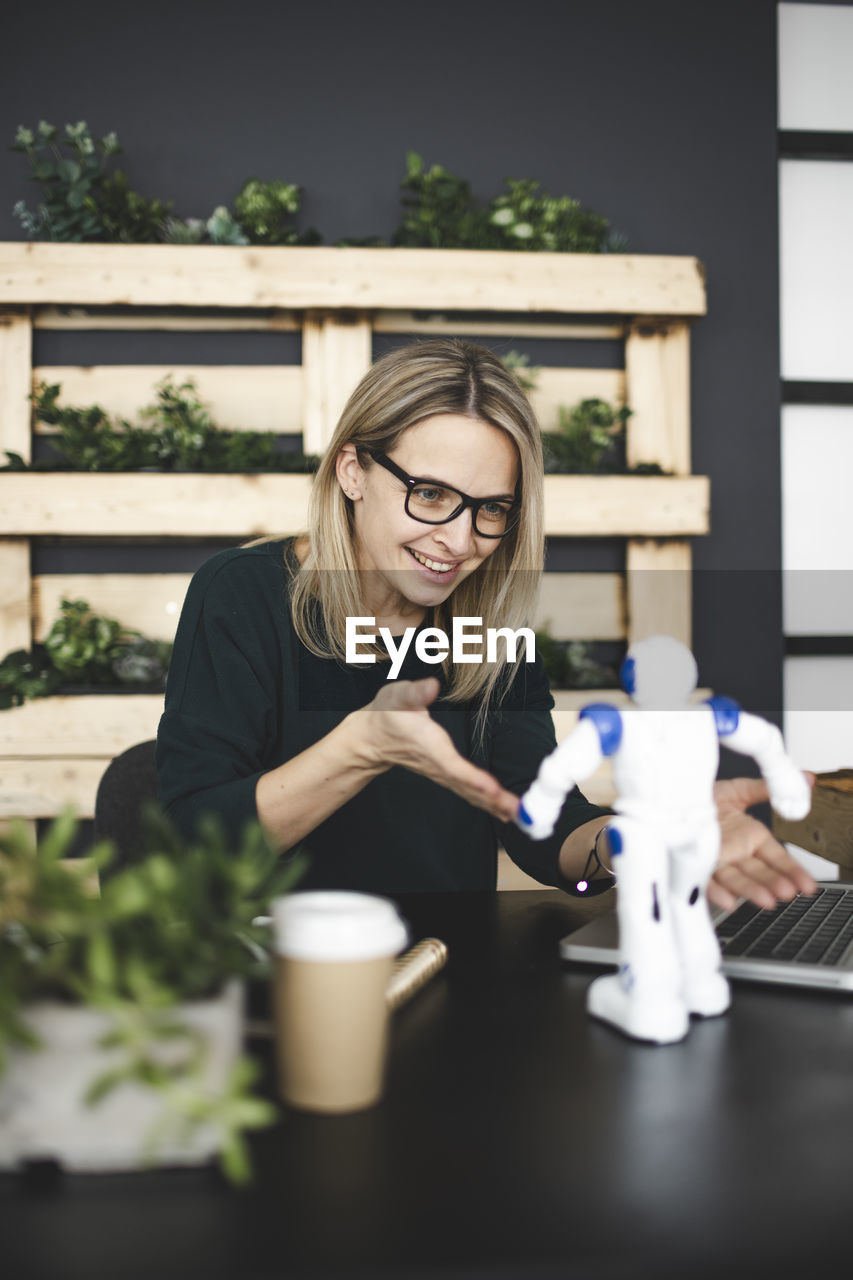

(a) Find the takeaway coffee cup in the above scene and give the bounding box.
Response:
[272,892,409,1113]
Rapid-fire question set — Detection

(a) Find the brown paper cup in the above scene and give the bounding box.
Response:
[271,893,408,1114]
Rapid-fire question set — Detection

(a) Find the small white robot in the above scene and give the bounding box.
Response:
[516,635,811,1044]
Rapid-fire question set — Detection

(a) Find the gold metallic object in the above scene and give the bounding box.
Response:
[386,938,448,1011]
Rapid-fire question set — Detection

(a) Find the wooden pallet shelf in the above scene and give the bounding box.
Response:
[0,242,709,827]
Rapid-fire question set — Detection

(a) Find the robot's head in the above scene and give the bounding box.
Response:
[619,635,698,708]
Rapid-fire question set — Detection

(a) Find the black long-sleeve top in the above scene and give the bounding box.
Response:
[155,540,608,893]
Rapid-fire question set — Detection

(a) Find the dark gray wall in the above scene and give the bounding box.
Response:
[0,0,782,732]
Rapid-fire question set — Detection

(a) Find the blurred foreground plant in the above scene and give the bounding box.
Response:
[0,810,306,1183]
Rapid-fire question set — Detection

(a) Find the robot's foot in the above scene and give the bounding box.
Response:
[586,974,689,1045]
[683,972,731,1019]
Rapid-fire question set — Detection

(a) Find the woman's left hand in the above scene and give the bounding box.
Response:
[709,775,818,911]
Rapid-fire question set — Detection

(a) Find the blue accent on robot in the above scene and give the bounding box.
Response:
[579,704,623,757]
[619,654,636,696]
[608,826,623,856]
[705,695,740,736]
[517,803,533,827]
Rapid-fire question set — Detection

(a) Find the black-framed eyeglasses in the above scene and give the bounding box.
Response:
[367,451,520,539]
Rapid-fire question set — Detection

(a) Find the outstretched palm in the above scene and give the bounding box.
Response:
[710,776,817,910]
[366,678,519,823]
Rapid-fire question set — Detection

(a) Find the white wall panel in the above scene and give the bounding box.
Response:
[780,161,853,379]
[784,654,853,877]
[781,405,853,631]
[781,405,853,568]
[784,656,853,770]
[778,3,853,131]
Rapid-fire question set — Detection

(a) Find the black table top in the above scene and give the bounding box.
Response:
[3,889,852,1280]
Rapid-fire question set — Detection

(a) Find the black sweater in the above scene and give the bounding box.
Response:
[155,540,608,893]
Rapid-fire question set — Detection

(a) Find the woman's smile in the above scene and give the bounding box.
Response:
[405,545,465,582]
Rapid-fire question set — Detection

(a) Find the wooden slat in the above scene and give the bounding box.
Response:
[33,574,191,643]
[531,368,625,432]
[35,307,619,339]
[0,542,32,653]
[0,312,34,659]
[373,312,624,340]
[0,473,311,537]
[0,686,710,818]
[552,689,628,717]
[33,307,300,331]
[0,758,107,819]
[33,569,625,645]
[0,310,32,458]
[1,689,710,758]
[1,473,707,538]
[0,245,708,316]
[625,539,692,646]
[543,475,709,536]
[33,366,303,435]
[551,687,710,717]
[0,694,162,756]
[534,573,624,640]
[624,321,691,474]
[302,313,372,453]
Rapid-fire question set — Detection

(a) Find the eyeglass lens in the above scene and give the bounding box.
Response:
[406,482,514,536]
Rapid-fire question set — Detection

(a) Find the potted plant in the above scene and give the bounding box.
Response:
[0,810,304,1182]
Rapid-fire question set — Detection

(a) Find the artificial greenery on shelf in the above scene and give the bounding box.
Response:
[0,598,172,709]
[2,377,319,474]
[0,809,306,1183]
[392,153,625,253]
[535,632,620,690]
[11,122,170,244]
[11,123,317,247]
[10,123,622,253]
[542,398,634,474]
[501,354,659,476]
[500,350,539,394]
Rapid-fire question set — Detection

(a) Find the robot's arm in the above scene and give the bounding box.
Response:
[516,704,622,840]
[706,696,811,821]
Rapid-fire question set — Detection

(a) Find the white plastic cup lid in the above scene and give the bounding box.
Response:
[271,891,409,961]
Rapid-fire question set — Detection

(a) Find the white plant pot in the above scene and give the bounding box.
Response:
[0,980,244,1173]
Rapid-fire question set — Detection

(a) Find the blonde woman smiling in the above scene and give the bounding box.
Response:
[157,340,814,907]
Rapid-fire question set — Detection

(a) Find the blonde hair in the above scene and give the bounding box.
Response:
[290,338,545,725]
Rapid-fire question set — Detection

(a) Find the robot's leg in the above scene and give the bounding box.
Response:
[669,824,730,1018]
[586,817,689,1044]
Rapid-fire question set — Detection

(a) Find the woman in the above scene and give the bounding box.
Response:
[156,339,814,906]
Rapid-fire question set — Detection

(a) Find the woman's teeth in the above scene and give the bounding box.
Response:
[409,548,455,573]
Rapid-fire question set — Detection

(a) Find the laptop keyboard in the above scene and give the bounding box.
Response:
[717,888,853,966]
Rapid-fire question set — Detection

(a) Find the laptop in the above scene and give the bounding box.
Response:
[560,882,853,992]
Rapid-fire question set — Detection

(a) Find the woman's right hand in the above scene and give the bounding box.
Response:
[349,677,520,824]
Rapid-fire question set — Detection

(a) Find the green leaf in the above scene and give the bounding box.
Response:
[219,1132,251,1186]
[56,159,81,184]
[230,1097,277,1128]
[37,808,80,862]
[87,930,118,991]
[84,1065,134,1106]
